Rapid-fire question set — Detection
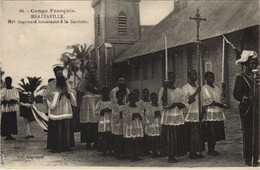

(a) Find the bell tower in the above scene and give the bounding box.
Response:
[92,0,141,88]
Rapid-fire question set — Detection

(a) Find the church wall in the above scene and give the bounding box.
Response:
[184,26,259,109]
[93,0,142,89]
[96,44,106,87]
[186,32,242,109]
[120,26,259,109]
[124,47,190,95]
[112,43,136,59]
[104,0,141,45]
[126,54,163,95]
[94,1,106,47]
[167,46,189,88]
[123,45,191,96]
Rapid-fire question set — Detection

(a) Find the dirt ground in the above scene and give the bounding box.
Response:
[0,103,258,169]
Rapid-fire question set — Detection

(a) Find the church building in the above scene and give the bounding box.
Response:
[91,0,142,88]
[92,0,259,109]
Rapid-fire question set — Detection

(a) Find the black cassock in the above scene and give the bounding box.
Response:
[20,92,35,121]
[233,72,259,164]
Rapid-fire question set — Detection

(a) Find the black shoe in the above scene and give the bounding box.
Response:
[131,157,142,162]
[101,153,107,157]
[64,148,73,152]
[86,143,91,150]
[131,158,136,162]
[245,158,252,166]
[108,151,113,156]
[207,151,221,156]
[143,151,150,156]
[116,155,125,160]
[168,157,179,163]
[50,150,61,153]
[253,162,259,167]
[135,157,142,161]
[152,152,159,158]
[160,153,167,157]
[121,155,127,160]
[246,162,252,166]
[245,160,252,166]
[10,136,16,140]
[29,135,34,138]
[189,153,198,159]
[198,154,204,158]
[94,142,98,149]
[189,153,203,159]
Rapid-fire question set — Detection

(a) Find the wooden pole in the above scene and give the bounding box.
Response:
[105,46,108,87]
[221,37,226,102]
[252,69,258,166]
[189,9,206,156]
[165,34,168,80]
[222,37,225,83]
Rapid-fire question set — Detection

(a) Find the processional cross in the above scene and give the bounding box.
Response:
[189,9,207,42]
[189,9,206,155]
[189,8,206,91]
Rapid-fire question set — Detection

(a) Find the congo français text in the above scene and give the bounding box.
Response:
[30,9,76,14]
[30,9,76,19]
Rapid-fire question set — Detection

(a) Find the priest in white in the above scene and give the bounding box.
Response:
[45,65,77,152]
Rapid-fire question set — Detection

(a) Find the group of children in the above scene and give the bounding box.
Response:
[95,87,162,162]
[93,70,226,163]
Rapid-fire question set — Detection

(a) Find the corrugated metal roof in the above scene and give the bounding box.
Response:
[114,0,259,63]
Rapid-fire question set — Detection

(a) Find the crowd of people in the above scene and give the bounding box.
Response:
[76,69,226,163]
[0,51,259,166]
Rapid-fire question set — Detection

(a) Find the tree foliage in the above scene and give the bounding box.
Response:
[18,77,43,95]
[60,43,93,79]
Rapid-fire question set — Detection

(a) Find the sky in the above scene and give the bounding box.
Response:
[1,1,173,87]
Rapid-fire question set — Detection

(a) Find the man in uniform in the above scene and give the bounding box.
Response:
[233,50,259,167]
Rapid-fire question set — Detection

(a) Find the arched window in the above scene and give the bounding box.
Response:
[97,15,101,36]
[118,11,127,35]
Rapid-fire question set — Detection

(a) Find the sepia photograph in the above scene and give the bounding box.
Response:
[0,0,259,169]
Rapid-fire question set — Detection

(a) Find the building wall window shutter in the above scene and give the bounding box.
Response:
[205,61,212,72]
[118,11,127,35]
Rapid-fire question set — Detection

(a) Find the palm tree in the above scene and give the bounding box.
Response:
[60,44,94,132]
[60,43,93,88]
[18,77,43,96]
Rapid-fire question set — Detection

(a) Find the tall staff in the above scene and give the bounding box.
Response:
[252,69,259,166]
[221,37,226,102]
[222,35,243,70]
[161,34,169,106]
[165,34,168,80]
[189,9,206,155]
